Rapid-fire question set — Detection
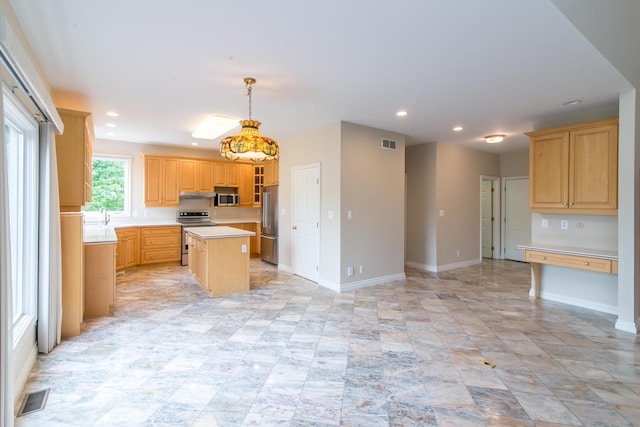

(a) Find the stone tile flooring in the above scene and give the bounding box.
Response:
[15,259,640,426]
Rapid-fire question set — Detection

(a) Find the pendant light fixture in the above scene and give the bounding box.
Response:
[219,77,279,162]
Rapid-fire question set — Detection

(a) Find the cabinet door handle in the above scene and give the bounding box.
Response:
[562,202,568,206]
[584,262,589,266]
[292,226,297,230]
[541,256,547,260]
[569,202,574,206]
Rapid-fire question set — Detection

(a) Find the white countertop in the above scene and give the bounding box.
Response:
[83,226,118,244]
[111,221,181,229]
[185,225,256,239]
[517,243,618,260]
[209,219,260,225]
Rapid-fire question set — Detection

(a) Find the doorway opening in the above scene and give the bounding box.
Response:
[480,176,501,259]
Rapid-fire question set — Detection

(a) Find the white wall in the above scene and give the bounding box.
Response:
[500,150,528,177]
[92,139,261,224]
[278,122,342,285]
[340,122,405,287]
[435,143,500,269]
[406,143,437,270]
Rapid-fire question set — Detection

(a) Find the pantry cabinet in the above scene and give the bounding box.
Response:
[527,119,618,215]
[143,155,180,207]
[56,109,94,212]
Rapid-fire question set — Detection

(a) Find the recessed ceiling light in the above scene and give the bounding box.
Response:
[191,142,199,146]
[106,111,119,117]
[396,110,408,117]
[106,123,116,128]
[192,115,240,140]
[563,99,582,106]
[484,134,505,143]
[106,132,115,136]
[453,126,463,132]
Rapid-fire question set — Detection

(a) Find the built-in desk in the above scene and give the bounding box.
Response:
[517,243,618,299]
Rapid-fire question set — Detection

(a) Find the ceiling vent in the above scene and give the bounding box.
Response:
[381,138,397,150]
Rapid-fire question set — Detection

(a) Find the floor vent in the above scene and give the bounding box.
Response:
[18,388,50,417]
[436,293,460,300]
[381,138,397,150]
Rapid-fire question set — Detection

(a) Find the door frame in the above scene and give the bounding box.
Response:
[291,162,321,283]
[501,176,530,261]
[479,176,501,259]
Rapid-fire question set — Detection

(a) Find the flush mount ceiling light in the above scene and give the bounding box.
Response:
[396,110,408,117]
[453,126,463,132]
[484,134,505,143]
[219,77,279,162]
[563,99,582,106]
[192,115,240,140]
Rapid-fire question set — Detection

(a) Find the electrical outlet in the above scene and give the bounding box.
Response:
[561,220,568,230]
[456,250,460,257]
[359,265,364,274]
[347,266,353,277]
[541,218,548,228]
[241,244,247,253]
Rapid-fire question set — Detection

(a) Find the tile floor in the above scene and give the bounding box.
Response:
[15,259,640,426]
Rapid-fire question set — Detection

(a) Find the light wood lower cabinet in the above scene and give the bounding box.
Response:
[60,213,84,338]
[140,226,182,264]
[115,228,140,271]
[84,242,116,319]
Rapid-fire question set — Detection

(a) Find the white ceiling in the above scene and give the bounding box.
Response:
[10,0,631,154]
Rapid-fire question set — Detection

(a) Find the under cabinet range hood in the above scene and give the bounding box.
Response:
[179,191,216,199]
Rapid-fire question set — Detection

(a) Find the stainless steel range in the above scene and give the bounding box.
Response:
[177,211,215,265]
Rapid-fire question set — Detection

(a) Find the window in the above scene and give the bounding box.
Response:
[84,155,131,217]
[4,85,39,333]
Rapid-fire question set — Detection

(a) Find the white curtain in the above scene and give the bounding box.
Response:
[0,81,14,427]
[38,122,62,353]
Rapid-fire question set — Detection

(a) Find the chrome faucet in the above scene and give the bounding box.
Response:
[99,207,110,226]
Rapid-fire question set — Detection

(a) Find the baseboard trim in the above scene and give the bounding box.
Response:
[614,318,640,334]
[340,273,407,292]
[538,291,618,315]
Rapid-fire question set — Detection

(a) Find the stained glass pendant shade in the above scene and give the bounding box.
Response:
[219,77,279,162]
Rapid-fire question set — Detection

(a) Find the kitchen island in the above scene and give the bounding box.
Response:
[185,226,256,297]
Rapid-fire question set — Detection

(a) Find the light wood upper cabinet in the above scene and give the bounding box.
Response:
[180,159,213,192]
[263,160,279,186]
[56,109,94,212]
[238,164,253,207]
[213,162,240,187]
[197,161,213,191]
[143,155,179,206]
[527,119,618,215]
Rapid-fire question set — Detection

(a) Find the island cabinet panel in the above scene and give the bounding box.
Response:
[527,119,618,215]
[186,227,253,297]
[56,109,94,212]
[140,226,181,264]
[143,155,180,207]
[115,228,140,271]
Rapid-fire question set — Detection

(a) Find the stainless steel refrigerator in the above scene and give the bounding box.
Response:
[260,185,278,264]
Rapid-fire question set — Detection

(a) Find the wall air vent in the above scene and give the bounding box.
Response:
[381,138,397,150]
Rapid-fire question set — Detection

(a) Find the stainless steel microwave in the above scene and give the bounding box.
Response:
[215,193,239,206]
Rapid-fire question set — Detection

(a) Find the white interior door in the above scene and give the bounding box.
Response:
[504,178,531,261]
[481,179,493,258]
[292,164,320,282]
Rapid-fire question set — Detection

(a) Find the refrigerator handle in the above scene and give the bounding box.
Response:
[262,192,270,228]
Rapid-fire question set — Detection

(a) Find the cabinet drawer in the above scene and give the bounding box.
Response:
[141,226,181,235]
[142,235,180,247]
[525,250,612,273]
[141,249,181,263]
[116,228,139,238]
